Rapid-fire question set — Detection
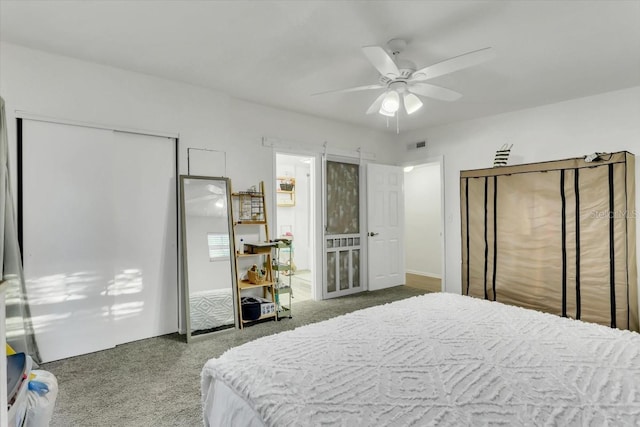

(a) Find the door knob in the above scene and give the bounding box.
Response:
[368,232,379,237]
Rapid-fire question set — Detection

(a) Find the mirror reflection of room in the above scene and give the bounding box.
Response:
[181,177,236,338]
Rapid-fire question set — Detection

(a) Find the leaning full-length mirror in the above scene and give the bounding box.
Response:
[180,176,237,342]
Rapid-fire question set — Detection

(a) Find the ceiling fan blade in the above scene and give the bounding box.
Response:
[410,47,494,82]
[362,46,400,79]
[311,84,385,96]
[408,83,462,101]
[366,92,388,115]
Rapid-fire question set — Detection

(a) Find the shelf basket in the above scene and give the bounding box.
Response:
[247,269,267,285]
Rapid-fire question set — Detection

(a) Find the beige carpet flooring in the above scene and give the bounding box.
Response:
[42,285,432,426]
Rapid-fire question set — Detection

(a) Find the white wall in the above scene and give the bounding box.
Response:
[0,42,400,201]
[404,163,441,278]
[398,86,640,309]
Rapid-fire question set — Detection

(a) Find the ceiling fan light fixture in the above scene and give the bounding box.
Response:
[379,105,396,117]
[380,90,400,116]
[403,93,423,114]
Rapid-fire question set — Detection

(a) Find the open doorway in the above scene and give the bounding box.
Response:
[403,160,444,293]
[275,153,316,306]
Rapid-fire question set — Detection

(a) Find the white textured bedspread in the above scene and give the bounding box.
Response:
[202,293,640,426]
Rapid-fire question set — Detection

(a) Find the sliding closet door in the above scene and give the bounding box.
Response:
[110,131,177,345]
[21,120,177,362]
[22,122,117,362]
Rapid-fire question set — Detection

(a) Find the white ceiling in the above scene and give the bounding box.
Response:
[1,1,639,132]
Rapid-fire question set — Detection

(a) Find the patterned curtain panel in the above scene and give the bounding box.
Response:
[0,97,40,360]
[326,161,359,234]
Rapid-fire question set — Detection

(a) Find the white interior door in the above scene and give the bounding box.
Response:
[22,120,177,362]
[367,163,405,291]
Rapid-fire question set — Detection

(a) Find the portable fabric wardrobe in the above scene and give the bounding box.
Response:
[460,151,638,332]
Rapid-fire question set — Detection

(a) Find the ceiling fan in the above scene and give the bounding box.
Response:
[314,39,494,121]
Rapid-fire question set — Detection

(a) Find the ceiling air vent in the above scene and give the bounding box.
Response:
[407,141,427,151]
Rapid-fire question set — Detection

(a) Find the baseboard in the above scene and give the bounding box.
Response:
[406,270,441,279]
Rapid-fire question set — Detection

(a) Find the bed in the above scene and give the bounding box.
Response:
[201,293,640,426]
[189,288,234,331]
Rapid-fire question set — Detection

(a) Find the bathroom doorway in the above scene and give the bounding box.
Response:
[274,153,316,304]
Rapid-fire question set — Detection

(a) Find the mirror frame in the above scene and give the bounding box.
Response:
[179,175,238,342]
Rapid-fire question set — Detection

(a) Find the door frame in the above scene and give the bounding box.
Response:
[272,149,320,301]
[402,155,446,292]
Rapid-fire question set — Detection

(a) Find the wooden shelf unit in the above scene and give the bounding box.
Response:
[276,176,296,207]
[230,181,278,329]
[238,280,276,289]
[241,312,276,324]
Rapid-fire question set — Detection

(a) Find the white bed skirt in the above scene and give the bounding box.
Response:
[203,380,265,427]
